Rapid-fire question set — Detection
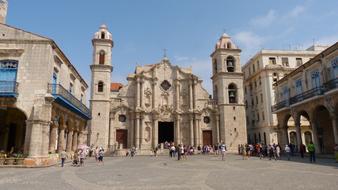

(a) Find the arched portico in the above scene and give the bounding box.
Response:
[0,107,27,154]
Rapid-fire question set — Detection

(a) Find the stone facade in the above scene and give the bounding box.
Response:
[273,42,338,154]
[89,29,248,153]
[242,47,326,145]
[0,6,90,167]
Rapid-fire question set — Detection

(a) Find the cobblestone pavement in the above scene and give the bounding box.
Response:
[0,154,337,190]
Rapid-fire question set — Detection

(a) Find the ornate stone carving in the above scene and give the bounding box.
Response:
[144,87,152,108]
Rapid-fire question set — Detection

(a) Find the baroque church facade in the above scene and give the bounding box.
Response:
[89,26,247,153]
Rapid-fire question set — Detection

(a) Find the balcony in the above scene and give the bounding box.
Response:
[0,81,18,97]
[323,78,338,93]
[48,84,91,120]
[273,78,338,112]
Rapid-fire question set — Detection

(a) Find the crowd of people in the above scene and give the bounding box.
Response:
[59,141,338,167]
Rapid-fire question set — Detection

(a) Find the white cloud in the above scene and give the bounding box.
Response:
[250,9,276,27]
[287,5,306,18]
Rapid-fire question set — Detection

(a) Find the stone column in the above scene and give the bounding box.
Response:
[330,114,338,144]
[77,132,83,146]
[193,80,197,110]
[295,120,302,152]
[135,114,140,148]
[72,131,78,151]
[194,119,198,147]
[197,118,201,146]
[283,127,289,146]
[27,120,51,157]
[57,127,65,152]
[66,130,73,152]
[49,124,58,153]
[129,113,134,148]
[175,115,181,145]
[140,80,144,108]
[190,115,194,146]
[136,78,140,108]
[309,119,320,153]
[216,115,220,143]
[152,115,158,148]
[139,115,144,149]
[189,80,193,111]
[152,80,157,109]
[175,80,180,110]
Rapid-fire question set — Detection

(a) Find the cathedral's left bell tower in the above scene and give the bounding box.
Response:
[89,24,113,149]
[0,0,8,24]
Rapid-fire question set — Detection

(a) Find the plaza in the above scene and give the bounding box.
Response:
[0,154,337,190]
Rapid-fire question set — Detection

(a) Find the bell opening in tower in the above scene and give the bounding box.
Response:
[158,122,174,144]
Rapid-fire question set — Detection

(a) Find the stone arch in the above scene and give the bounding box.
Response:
[312,105,334,153]
[0,107,27,153]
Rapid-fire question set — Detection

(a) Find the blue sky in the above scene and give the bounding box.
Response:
[6,0,338,93]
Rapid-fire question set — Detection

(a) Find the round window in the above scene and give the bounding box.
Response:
[203,116,210,124]
[118,115,127,122]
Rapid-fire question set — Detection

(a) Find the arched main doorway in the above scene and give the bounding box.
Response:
[0,107,27,154]
[313,106,334,153]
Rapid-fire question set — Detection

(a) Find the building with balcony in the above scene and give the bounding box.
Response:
[273,42,338,154]
[0,1,90,167]
[242,46,327,146]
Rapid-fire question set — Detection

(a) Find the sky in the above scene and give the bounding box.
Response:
[6,0,338,93]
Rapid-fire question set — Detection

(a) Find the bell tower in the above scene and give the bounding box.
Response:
[89,24,113,149]
[0,0,8,24]
[211,33,247,152]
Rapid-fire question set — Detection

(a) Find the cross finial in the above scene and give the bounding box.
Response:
[163,48,167,57]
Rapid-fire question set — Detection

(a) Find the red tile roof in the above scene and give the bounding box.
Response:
[111,83,123,92]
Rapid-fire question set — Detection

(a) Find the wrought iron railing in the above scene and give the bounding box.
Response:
[48,84,90,118]
[0,81,18,96]
[323,78,338,93]
[273,78,338,112]
[271,100,288,112]
[289,87,323,105]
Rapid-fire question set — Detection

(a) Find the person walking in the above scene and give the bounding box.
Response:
[307,141,316,163]
[98,147,104,164]
[276,144,281,160]
[177,144,182,161]
[60,149,67,167]
[285,145,291,160]
[220,141,227,161]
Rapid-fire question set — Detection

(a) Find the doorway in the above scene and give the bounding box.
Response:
[116,129,128,148]
[158,122,174,144]
[203,130,212,146]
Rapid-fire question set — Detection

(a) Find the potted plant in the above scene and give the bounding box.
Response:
[0,152,6,165]
[14,153,25,165]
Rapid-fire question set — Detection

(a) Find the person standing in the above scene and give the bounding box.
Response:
[220,141,226,161]
[98,147,104,164]
[307,141,316,163]
[300,144,306,158]
[285,145,291,160]
[60,149,67,167]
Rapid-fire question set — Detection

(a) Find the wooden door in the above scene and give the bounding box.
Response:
[116,129,128,148]
[203,130,212,146]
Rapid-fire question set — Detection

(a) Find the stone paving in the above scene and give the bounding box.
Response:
[0,154,337,190]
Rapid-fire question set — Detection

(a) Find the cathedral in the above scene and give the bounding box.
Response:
[89,25,247,154]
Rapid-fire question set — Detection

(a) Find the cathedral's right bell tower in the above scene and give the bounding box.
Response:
[0,0,8,24]
[89,25,113,149]
[211,33,247,152]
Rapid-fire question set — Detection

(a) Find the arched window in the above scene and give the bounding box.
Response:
[227,42,232,49]
[213,59,217,74]
[228,83,237,103]
[101,32,105,39]
[226,56,235,72]
[98,81,104,92]
[99,51,105,65]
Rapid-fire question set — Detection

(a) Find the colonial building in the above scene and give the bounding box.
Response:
[89,27,247,153]
[273,42,338,154]
[0,0,90,167]
[242,46,326,146]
